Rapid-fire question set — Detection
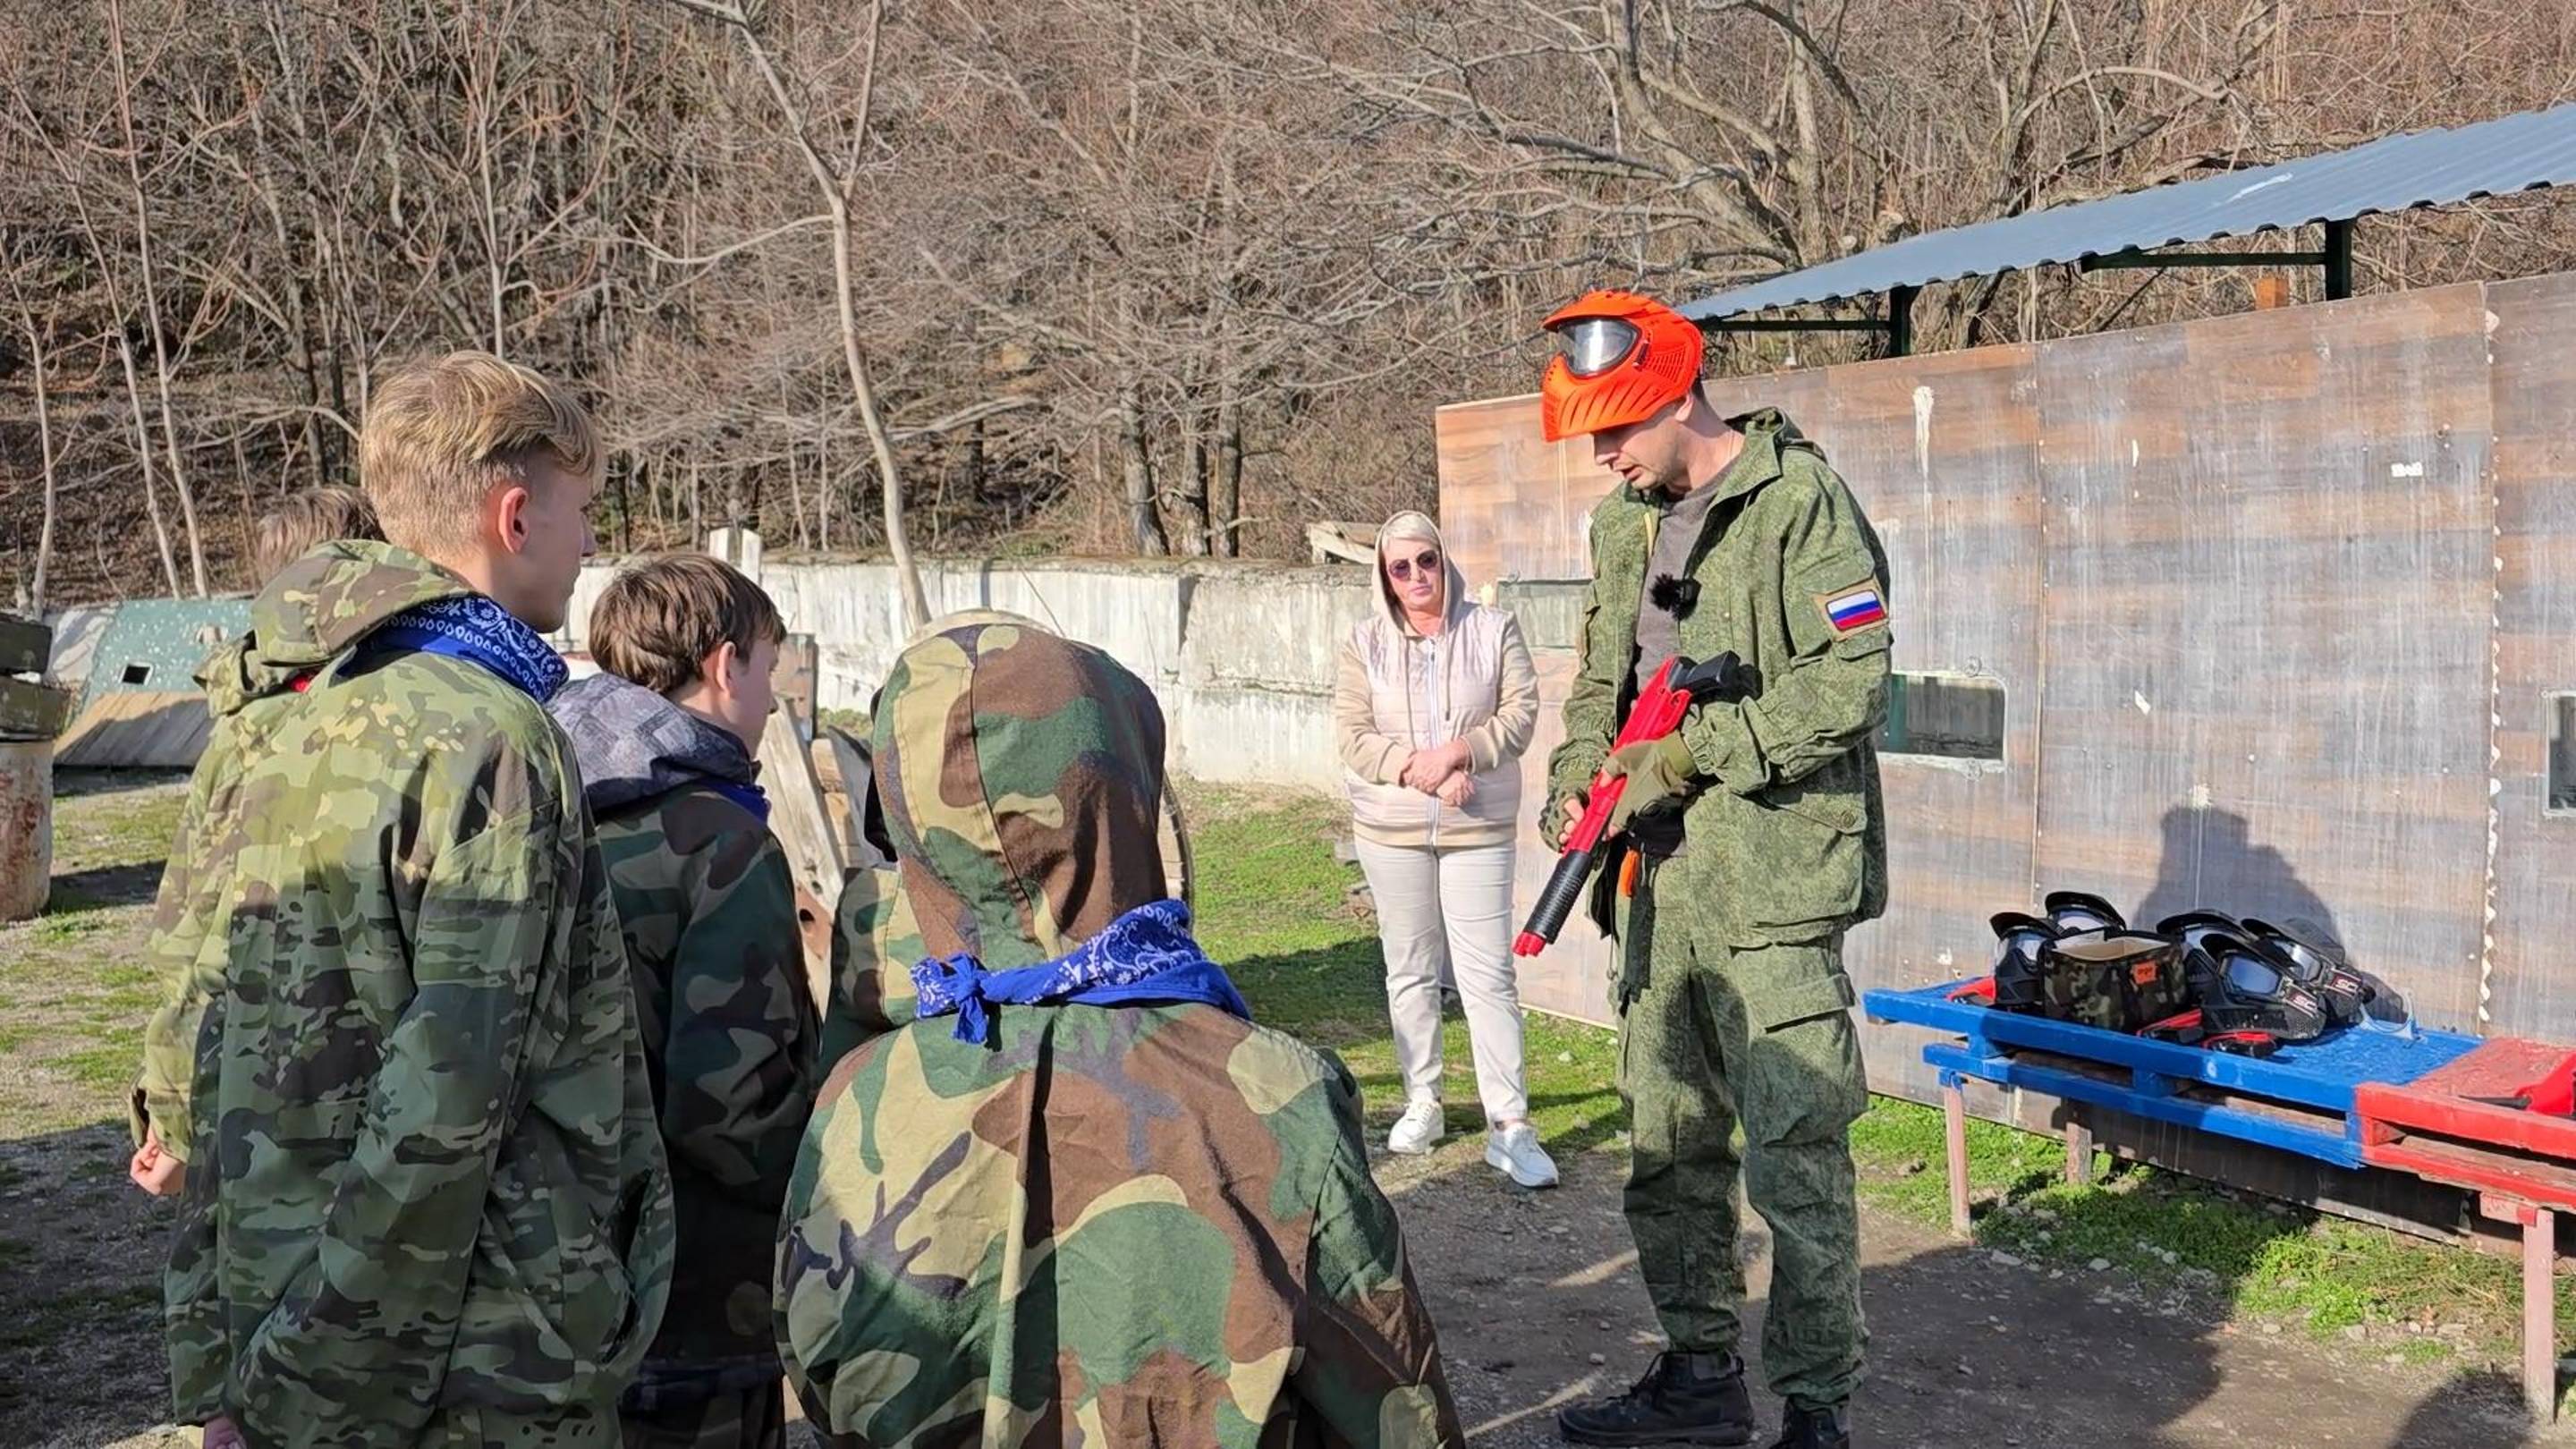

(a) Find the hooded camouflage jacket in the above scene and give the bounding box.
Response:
[549,672,820,1402]
[1548,409,1893,957]
[817,861,923,1071]
[776,617,1462,1448]
[146,542,674,1445]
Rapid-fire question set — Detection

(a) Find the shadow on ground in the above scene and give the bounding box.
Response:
[45,860,173,914]
[1365,1127,2552,1448]
[0,1120,188,1448]
[51,769,190,803]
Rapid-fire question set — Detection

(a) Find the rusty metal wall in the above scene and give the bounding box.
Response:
[1437,272,2576,1102]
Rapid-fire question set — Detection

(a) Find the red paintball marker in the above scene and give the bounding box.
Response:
[1513,651,1745,958]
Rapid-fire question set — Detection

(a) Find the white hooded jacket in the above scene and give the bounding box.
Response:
[1332,512,1538,848]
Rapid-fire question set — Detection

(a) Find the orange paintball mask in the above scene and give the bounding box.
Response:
[1538,290,1705,443]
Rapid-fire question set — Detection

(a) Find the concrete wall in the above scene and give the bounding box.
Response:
[563,555,1382,792]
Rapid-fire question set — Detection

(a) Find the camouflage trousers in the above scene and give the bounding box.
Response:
[619,1382,787,1449]
[1616,856,1869,1411]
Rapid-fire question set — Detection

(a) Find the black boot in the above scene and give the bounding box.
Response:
[1555,1351,1754,1446]
[1767,1402,1850,1449]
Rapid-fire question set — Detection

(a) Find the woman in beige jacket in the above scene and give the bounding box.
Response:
[1334,510,1555,1188]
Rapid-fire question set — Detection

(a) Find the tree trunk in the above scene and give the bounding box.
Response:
[1175,406,1212,557]
[109,0,208,597]
[1213,385,1243,559]
[21,309,58,614]
[815,423,831,552]
[114,331,182,597]
[233,433,258,589]
[784,435,809,550]
[828,211,929,630]
[1121,384,1169,555]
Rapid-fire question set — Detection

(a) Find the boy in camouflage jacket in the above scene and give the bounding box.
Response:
[549,554,821,1448]
[776,615,1463,1447]
[137,352,674,1446]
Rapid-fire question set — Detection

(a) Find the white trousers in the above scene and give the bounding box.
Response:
[1354,837,1530,1123]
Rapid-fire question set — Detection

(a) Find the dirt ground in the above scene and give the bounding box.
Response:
[1369,1136,2567,1449]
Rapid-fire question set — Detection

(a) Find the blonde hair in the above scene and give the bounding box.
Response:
[251,486,379,585]
[1379,510,1441,549]
[357,351,600,553]
[590,552,787,697]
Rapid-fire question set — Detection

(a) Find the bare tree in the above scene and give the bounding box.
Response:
[658,0,930,631]
[12,294,60,614]
[106,0,208,596]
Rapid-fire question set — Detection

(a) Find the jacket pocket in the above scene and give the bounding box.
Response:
[1721,782,1866,932]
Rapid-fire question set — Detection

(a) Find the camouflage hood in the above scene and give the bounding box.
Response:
[196,539,471,720]
[871,615,1167,971]
[548,671,758,817]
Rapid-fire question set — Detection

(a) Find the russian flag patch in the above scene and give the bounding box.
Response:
[1818,584,1887,636]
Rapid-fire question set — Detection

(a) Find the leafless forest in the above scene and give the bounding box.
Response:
[5,0,2575,606]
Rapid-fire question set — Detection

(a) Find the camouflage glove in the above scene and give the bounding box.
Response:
[1603,733,1697,833]
[1544,790,1588,852]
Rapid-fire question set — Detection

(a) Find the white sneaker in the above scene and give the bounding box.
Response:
[1386,1098,1445,1155]
[1486,1123,1560,1188]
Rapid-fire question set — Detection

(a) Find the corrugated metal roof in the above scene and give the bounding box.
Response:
[1681,102,2576,320]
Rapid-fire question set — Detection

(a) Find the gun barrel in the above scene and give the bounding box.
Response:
[1514,843,1596,956]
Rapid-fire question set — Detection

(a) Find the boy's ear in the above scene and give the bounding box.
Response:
[490,483,533,555]
[702,639,741,693]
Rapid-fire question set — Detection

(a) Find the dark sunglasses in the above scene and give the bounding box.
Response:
[1385,549,1441,581]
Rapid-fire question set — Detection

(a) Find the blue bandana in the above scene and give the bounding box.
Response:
[911,899,1253,1046]
[365,597,570,703]
[704,779,773,825]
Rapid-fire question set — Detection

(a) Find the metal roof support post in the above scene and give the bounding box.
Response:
[2324,218,2356,301]
[1886,284,1918,358]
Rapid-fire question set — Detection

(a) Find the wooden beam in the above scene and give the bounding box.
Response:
[761,699,846,911]
[1944,1080,1972,1237]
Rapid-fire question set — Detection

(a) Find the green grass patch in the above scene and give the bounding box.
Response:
[1189,782,1629,1152]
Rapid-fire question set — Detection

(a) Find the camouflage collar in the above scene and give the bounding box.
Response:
[1695,408,1793,507]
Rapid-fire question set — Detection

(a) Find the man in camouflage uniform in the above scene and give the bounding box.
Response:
[136,352,674,1445]
[1538,292,1888,1449]
[775,615,1462,1446]
[550,553,821,1447]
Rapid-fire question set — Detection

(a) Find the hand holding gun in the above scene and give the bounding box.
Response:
[1513,652,1745,957]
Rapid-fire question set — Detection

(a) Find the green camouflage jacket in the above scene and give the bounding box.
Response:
[550,672,820,1402]
[131,644,305,1162]
[148,542,674,1444]
[1548,409,1894,960]
[777,617,1462,1448]
[816,862,923,1071]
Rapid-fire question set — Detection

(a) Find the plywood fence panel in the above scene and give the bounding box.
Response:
[1804,345,2047,1097]
[2482,272,2576,1039]
[2029,284,2495,1030]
